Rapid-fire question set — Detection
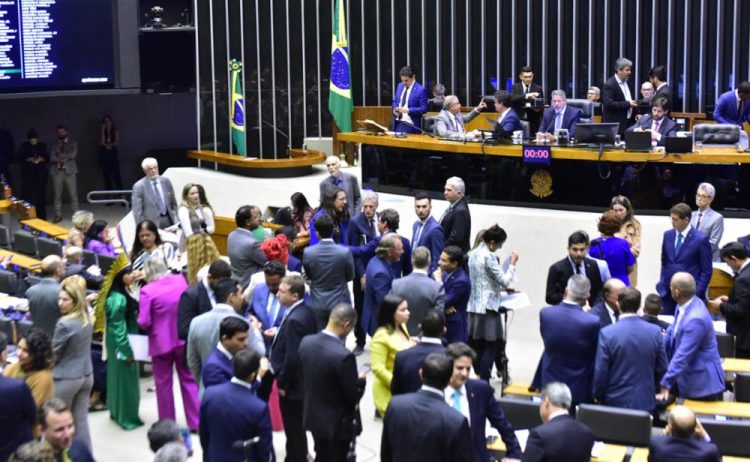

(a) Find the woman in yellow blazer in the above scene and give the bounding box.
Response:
[371,294,415,416]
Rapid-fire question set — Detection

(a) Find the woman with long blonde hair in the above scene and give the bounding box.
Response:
[185,233,221,284]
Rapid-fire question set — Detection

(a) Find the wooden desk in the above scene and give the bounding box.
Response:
[674,399,750,419]
[0,249,41,272]
[487,438,629,461]
[503,382,539,398]
[723,358,750,374]
[631,447,750,461]
[21,219,69,240]
[187,148,326,177]
[709,267,734,301]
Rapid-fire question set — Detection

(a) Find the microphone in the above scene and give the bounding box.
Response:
[232,436,260,452]
[395,119,435,138]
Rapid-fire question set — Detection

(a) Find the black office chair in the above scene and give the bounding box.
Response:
[0,269,19,295]
[16,320,33,339]
[497,398,543,430]
[82,250,97,268]
[716,332,736,358]
[700,418,750,457]
[12,231,37,257]
[567,99,595,124]
[576,404,652,447]
[693,123,741,146]
[97,254,116,276]
[36,237,63,259]
[25,275,43,288]
[0,225,10,248]
[422,115,437,135]
[0,317,13,343]
[735,373,750,402]
[427,97,444,112]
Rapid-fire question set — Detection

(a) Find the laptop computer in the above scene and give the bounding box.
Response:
[624,131,652,151]
[665,136,693,153]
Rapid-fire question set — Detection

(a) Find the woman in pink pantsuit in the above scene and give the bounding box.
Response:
[137,258,199,430]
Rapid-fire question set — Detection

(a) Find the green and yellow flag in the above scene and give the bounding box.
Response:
[229,60,246,156]
[328,0,352,132]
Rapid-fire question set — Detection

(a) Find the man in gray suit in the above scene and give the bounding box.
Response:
[320,155,361,217]
[227,205,267,287]
[433,95,487,138]
[691,182,724,261]
[303,214,355,329]
[26,255,65,336]
[187,279,264,391]
[131,157,179,230]
[50,124,78,223]
[390,246,445,335]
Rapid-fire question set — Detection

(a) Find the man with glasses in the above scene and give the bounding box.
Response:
[690,183,724,262]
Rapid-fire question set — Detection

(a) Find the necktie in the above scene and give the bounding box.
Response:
[62,449,73,462]
[452,389,462,412]
[614,312,619,322]
[268,293,280,324]
[453,115,461,133]
[368,218,375,234]
[152,180,166,214]
[673,307,682,335]
[523,85,528,95]
[414,222,425,246]
[576,263,582,275]
[400,85,409,107]
[696,212,703,230]
[554,111,563,132]
[675,232,684,255]
[652,119,661,140]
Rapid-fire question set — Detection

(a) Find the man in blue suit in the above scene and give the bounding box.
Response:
[412,192,444,274]
[362,234,403,336]
[537,275,601,405]
[349,208,412,279]
[537,90,583,141]
[657,203,713,315]
[657,272,725,401]
[200,349,274,462]
[346,190,379,355]
[392,66,429,133]
[0,332,36,461]
[434,246,471,343]
[381,353,473,462]
[247,260,286,350]
[649,406,720,462]
[493,90,522,139]
[590,278,625,328]
[593,287,667,412]
[38,398,94,462]
[391,310,446,396]
[713,81,750,126]
[202,316,250,389]
[444,342,521,462]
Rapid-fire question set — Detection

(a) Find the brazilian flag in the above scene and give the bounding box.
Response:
[328,0,352,133]
[229,60,246,156]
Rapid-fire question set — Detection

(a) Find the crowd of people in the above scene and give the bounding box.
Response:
[0,137,745,462]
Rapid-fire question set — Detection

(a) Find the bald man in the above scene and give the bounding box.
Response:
[590,278,626,327]
[648,406,720,462]
[25,255,66,335]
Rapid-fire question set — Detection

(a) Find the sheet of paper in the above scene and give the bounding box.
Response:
[514,429,529,452]
[128,334,151,362]
[499,291,532,311]
[590,441,605,458]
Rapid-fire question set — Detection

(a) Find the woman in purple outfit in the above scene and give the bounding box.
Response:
[83,220,116,257]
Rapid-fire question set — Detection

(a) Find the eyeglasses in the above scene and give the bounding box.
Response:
[696,193,711,199]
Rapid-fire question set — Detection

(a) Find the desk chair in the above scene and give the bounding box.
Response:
[497,397,543,430]
[16,320,33,339]
[36,237,63,259]
[422,115,437,135]
[97,254,116,276]
[717,332,736,358]
[699,419,750,457]
[576,404,652,447]
[693,124,741,146]
[567,99,595,124]
[735,373,750,403]
[0,225,10,249]
[82,250,97,268]
[0,317,14,343]
[0,269,19,295]
[12,231,37,257]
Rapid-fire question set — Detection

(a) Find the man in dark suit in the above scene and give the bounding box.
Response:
[649,65,673,105]
[641,293,671,333]
[523,382,594,462]
[713,81,750,126]
[590,278,626,328]
[303,214,355,329]
[200,350,274,462]
[434,246,471,343]
[346,190,379,355]
[390,247,445,335]
[412,192,444,274]
[626,97,678,146]
[381,353,473,462]
[202,316,250,389]
[227,205,267,287]
[709,242,750,358]
[444,342,522,462]
[178,259,231,340]
[536,275,600,405]
[63,246,103,290]
[248,261,286,350]
[362,234,403,336]
[545,230,604,305]
[270,275,317,462]
[493,90,523,139]
[510,66,544,133]
[649,405,720,462]
[657,273,725,401]
[392,65,429,133]
[299,304,366,462]
[602,57,638,135]
[38,398,95,462]
[657,203,713,315]
[391,310,446,396]
[320,155,362,218]
[0,332,36,461]
[440,177,471,254]
[593,288,668,412]
[537,89,583,141]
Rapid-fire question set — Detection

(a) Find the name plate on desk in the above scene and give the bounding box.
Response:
[522,145,551,165]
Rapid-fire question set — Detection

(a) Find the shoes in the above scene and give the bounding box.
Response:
[52,214,62,223]
[352,345,365,356]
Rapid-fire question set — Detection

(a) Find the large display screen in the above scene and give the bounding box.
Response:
[0,0,114,92]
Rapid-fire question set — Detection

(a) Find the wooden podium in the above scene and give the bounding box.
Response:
[188,148,326,177]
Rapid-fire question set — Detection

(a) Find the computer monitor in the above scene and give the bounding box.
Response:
[575,123,620,145]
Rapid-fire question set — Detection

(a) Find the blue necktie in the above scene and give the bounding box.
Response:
[452,389,462,412]
[554,111,563,132]
[675,233,684,255]
[152,180,166,214]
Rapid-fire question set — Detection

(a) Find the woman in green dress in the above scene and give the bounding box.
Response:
[105,265,144,430]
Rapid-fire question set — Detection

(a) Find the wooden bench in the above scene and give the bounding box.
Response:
[21,218,69,241]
